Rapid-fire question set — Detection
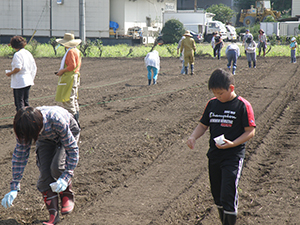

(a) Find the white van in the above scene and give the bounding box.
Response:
[226,25,237,42]
[206,21,227,40]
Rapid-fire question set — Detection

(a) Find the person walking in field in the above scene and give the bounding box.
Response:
[144,50,160,85]
[245,34,257,68]
[55,33,82,126]
[225,43,240,75]
[177,35,187,74]
[258,29,267,57]
[1,106,80,225]
[242,29,252,54]
[186,68,256,225]
[180,31,196,75]
[213,32,224,60]
[211,32,217,58]
[290,37,297,63]
[5,36,37,112]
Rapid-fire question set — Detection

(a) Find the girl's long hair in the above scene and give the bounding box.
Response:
[13,107,43,143]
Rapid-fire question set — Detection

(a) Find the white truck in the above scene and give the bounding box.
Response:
[204,21,228,42]
[163,10,227,43]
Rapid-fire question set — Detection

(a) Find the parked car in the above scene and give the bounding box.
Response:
[226,25,237,42]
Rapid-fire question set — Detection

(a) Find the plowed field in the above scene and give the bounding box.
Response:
[0,56,299,225]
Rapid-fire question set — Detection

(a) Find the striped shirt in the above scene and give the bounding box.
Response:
[10,106,79,191]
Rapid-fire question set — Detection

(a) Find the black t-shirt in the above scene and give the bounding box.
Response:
[200,96,256,159]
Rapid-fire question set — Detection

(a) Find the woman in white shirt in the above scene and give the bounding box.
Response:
[6,36,37,112]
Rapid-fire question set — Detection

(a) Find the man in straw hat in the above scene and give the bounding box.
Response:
[180,31,196,75]
[55,33,82,126]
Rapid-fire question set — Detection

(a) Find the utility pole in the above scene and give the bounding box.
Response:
[79,0,86,44]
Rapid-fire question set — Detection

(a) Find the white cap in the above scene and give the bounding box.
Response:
[291,37,296,41]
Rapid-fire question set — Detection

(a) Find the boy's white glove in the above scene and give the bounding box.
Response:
[2,190,18,208]
[50,178,68,193]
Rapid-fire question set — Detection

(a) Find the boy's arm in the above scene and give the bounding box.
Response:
[216,126,255,149]
[186,122,208,150]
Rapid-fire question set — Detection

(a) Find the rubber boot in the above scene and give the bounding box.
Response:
[190,64,194,75]
[60,182,75,215]
[148,79,151,85]
[153,79,156,85]
[42,190,60,225]
[223,213,237,225]
[253,61,256,68]
[218,207,224,223]
[248,62,251,68]
[263,51,266,57]
[185,66,188,75]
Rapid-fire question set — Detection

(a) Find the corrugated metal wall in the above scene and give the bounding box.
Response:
[0,0,109,39]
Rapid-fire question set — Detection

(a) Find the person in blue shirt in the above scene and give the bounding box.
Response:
[290,37,297,63]
[1,106,80,225]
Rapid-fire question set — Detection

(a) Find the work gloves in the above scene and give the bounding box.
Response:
[2,190,18,208]
[50,178,68,193]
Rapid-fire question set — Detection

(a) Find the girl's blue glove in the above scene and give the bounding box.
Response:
[50,178,68,193]
[2,190,18,208]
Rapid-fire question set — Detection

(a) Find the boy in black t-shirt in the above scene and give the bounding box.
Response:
[187,68,256,225]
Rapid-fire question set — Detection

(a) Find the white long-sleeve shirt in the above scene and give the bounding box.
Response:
[10,48,37,89]
[245,41,257,54]
[144,50,160,72]
[225,43,240,56]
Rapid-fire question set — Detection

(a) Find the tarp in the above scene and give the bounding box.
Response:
[109,21,119,32]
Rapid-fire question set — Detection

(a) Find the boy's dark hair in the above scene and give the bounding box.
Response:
[13,107,43,143]
[208,68,234,90]
[10,36,27,49]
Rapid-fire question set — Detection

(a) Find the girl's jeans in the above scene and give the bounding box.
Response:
[291,50,296,63]
[147,66,158,81]
[246,52,257,67]
[226,50,238,70]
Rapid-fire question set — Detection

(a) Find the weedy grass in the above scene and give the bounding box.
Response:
[0,41,297,58]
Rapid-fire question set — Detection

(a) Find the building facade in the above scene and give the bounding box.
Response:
[177,0,235,10]
[292,0,300,17]
[0,0,176,44]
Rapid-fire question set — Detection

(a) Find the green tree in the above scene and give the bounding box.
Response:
[206,4,235,24]
[161,19,185,44]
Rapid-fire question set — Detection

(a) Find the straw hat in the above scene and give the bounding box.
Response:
[183,31,192,37]
[56,33,82,47]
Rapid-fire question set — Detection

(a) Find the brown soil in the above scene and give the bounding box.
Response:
[0,56,299,225]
